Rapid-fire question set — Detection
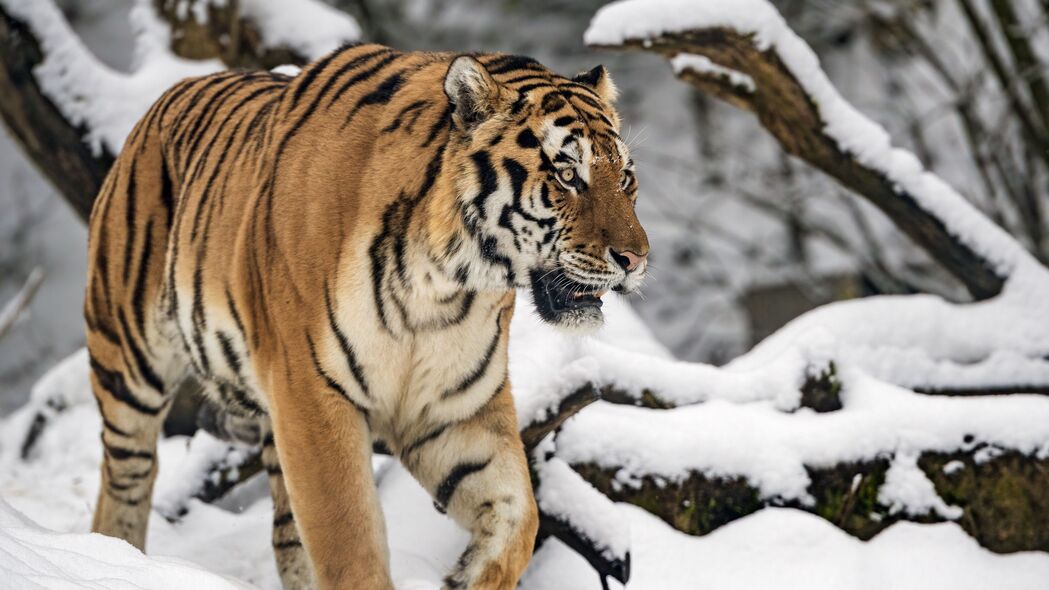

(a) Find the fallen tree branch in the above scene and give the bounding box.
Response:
[572,447,1049,554]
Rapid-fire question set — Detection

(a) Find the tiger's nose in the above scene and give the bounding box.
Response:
[610,249,647,272]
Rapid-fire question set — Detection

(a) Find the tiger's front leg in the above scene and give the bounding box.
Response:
[399,384,539,590]
[266,361,393,590]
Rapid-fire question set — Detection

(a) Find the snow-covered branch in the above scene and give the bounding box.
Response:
[0,0,360,220]
[583,0,1049,300]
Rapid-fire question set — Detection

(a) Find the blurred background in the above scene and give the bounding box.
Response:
[2,0,1046,413]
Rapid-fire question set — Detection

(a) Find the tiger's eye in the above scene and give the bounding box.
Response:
[558,168,576,186]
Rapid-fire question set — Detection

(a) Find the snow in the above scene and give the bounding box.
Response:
[239,0,360,61]
[671,53,755,93]
[0,0,222,155]
[532,439,630,561]
[4,299,1049,588]
[878,452,962,520]
[0,0,358,155]
[0,498,250,590]
[553,369,1049,504]
[523,506,1049,590]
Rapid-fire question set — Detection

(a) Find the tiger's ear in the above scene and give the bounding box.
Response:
[573,65,618,104]
[445,56,502,133]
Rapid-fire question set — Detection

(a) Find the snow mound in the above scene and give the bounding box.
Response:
[0,498,248,590]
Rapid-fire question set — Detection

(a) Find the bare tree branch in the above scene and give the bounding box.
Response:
[520,384,600,451]
[0,266,44,341]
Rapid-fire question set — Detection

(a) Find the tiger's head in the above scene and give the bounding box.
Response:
[444,55,649,333]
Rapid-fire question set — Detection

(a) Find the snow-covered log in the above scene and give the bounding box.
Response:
[573,447,1049,554]
[584,0,1025,300]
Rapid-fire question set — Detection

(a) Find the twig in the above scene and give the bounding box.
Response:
[521,384,601,451]
[0,267,44,341]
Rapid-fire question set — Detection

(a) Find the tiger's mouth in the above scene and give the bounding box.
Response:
[529,268,608,329]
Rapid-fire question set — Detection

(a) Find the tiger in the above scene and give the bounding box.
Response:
[84,43,649,589]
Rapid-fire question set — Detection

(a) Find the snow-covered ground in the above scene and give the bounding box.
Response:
[3,297,1049,590]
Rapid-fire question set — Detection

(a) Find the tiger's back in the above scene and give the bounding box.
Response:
[86,43,648,590]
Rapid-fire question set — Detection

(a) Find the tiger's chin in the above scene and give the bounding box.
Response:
[529,268,607,335]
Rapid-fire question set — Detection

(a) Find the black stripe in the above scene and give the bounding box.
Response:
[104,442,154,461]
[226,384,264,416]
[470,151,498,220]
[121,159,138,284]
[225,288,248,345]
[435,459,491,510]
[273,512,295,528]
[421,105,451,147]
[190,115,247,240]
[341,71,406,129]
[383,99,430,133]
[327,52,401,107]
[158,164,174,228]
[305,333,369,417]
[102,416,131,437]
[215,330,242,375]
[91,358,164,416]
[267,49,393,186]
[402,424,449,459]
[130,219,153,345]
[368,203,398,335]
[503,157,528,202]
[176,76,246,164]
[314,48,393,108]
[117,311,165,394]
[516,129,539,149]
[170,74,239,136]
[565,90,603,111]
[442,318,502,399]
[485,54,542,75]
[291,46,349,107]
[503,73,549,86]
[184,82,276,167]
[324,286,371,396]
[273,540,302,550]
[478,235,515,284]
[104,487,142,506]
[190,264,210,374]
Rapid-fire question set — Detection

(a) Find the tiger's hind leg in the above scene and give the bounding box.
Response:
[88,334,175,550]
[260,421,315,589]
[399,384,538,590]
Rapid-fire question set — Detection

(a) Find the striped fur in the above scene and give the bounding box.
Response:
[85,44,648,590]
